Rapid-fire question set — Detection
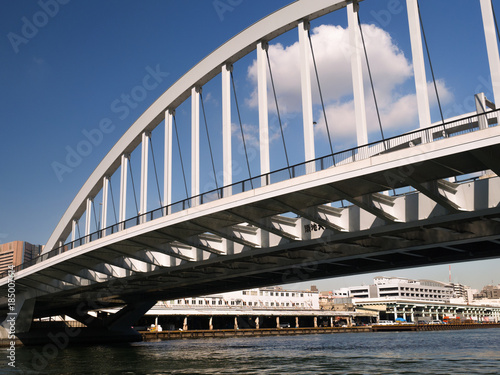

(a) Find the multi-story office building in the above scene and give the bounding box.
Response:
[346,276,455,303]
[474,284,500,300]
[0,241,42,273]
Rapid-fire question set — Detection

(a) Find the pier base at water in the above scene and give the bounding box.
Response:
[1,327,142,347]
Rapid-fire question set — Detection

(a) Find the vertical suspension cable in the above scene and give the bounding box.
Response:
[265,47,292,176]
[357,16,386,148]
[148,135,163,208]
[92,200,99,232]
[417,1,444,124]
[307,28,335,158]
[108,179,118,225]
[173,115,190,204]
[200,91,220,196]
[128,159,140,216]
[230,71,254,187]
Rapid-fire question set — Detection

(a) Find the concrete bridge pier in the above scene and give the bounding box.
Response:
[0,294,36,340]
[9,299,157,346]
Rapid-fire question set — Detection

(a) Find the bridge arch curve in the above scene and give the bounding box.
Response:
[44,0,361,252]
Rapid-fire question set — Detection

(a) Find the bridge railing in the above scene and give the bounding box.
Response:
[2,109,498,280]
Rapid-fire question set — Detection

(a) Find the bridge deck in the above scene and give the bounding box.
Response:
[3,123,500,318]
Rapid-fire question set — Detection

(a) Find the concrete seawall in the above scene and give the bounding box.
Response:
[140,323,500,341]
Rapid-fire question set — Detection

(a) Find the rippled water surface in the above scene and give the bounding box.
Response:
[11,328,500,374]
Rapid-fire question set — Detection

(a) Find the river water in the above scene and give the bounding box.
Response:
[8,328,500,374]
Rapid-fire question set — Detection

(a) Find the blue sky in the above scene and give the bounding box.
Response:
[1,0,499,291]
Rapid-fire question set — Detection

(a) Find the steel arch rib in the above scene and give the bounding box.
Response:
[44,0,360,253]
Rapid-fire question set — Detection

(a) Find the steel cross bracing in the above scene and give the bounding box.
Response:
[2,0,500,325]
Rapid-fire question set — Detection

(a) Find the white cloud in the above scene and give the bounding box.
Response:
[245,23,453,145]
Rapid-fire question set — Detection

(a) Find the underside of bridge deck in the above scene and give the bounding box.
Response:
[6,137,500,320]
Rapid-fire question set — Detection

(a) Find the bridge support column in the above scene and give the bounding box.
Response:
[0,295,35,340]
[475,93,493,130]
[165,109,174,212]
[191,86,200,205]
[85,197,92,242]
[101,176,109,233]
[234,316,239,330]
[255,316,260,329]
[183,317,188,331]
[298,20,315,173]
[296,316,299,328]
[100,176,109,237]
[222,63,232,195]
[58,300,158,345]
[140,131,150,222]
[71,219,77,243]
[407,0,431,131]
[330,316,334,328]
[209,316,213,330]
[276,316,280,329]
[347,1,368,146]
[257,41,270,185]
[480,0,500,105]
[119,154,129,230]
[314,316,318,328]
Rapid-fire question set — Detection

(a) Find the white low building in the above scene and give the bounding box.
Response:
[348,276,456,302]
[164,286,319,310]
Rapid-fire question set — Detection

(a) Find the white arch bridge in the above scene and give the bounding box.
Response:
[3,0,500,343]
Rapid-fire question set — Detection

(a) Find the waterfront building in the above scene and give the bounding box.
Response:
[164,286,320,310]
[474,284,500,300]
[328,276,499,323]
[99,286,377,331]
[347,276,455,302]
[0,241,42,273]
[449,282,475,303]
[353,298,500,323]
